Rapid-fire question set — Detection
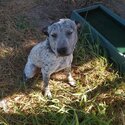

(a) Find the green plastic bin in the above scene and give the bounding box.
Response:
[71,4,125,74]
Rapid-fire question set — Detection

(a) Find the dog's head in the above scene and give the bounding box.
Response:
[42,19,78,57]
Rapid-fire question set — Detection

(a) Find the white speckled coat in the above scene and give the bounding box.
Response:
[23,19,78,98]
[25,40,73,77]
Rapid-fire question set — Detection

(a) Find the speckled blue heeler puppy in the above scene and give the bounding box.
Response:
[23,19,78,98]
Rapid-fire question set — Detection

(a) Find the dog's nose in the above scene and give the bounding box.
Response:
[57,47,68,56]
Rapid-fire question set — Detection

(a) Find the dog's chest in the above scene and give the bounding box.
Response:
[41,42,73,71]
[43,54,73,74]
[30,41,73,73]
[56,57,71,71]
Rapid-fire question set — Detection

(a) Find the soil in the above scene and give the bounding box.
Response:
[104,0,125,19]
[25,0,125,30]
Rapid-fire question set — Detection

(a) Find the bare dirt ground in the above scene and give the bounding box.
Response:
[104,0,125,19]
[25,0,125,30]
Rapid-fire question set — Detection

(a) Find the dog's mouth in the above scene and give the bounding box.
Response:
[58,53,71,57]
[57,47,71,56]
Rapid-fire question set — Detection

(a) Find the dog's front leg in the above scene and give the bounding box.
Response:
[65,67,76,87]
[41,71,52,98]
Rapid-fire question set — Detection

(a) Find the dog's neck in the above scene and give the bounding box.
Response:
[46,38,56,55]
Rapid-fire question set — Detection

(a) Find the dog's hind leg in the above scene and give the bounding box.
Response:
[23,61,37,82]
[65,67,76,87]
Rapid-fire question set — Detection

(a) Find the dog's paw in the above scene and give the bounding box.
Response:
[68,80,76,87]
[44,89,52,99]
[23,72,28,83]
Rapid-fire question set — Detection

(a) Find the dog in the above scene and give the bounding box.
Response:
[23,19,78,98]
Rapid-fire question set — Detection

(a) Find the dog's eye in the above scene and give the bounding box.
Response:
[51,33,57,38]
[66,31,73,36]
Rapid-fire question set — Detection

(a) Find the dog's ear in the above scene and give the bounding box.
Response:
[42,26,49,36]
[42,21,55,36]
[75,21,81,29]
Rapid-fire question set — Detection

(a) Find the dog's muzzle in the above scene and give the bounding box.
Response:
[57,47,70,56]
